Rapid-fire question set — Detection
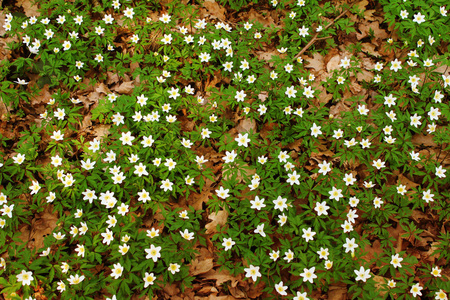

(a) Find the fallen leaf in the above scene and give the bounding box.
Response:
[30,84,52,105]
[16,0,40,17]
[326,54,341,72]
[356,69,374,82]
[247,8,274,27]
[372,275,388,297]
[113,81,134,94]
[258,91,268,102]
[397,174,419,191]
[201,268,239,287]
[28,210,58,250]
[355,0,368,11]
[327,284,347,300]
[305,52,324,72]
[203,0,226,20]
[361,43,381,57]
[93,124,111,140]
[329,101,351,118]
[189,258,213,276]
[356,21,388,41]
[412,134,436,147]
[205,210,228,234]
[236,118,256,133]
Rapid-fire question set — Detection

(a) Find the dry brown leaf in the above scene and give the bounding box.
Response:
[201,269,239,287]
[247,8,274,27]
[364,10,377,21]
[106,72,120,85]
[93,124,111,140]
[412,134,436,147]
[255,50,281,66]
[355,0,368,11]
[360,239,383,262]
[208,296,236,300]
[205,210,228,234]
[361,43,381,57]
[236,118,256,133]
[258,91,268,102]
[305,52,324,72]
[356,70,374,82]
[16,0,40,17]
[397,174,419,191]
[329,101,351,118]
[189,258,213,276]
[30,84,52,105]
[372,275,388,296]
[326,55,341,72]
[113,81,134,94]
[327,284,347,300]
[28,210,58,250]
[203,0,226,20]
[229,285,246,298]
[356,21,388,41]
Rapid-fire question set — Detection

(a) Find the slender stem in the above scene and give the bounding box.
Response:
[292,8,349,61]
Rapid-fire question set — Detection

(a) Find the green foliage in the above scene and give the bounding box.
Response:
[0,0,449,299]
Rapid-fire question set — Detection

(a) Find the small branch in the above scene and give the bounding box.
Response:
[292,8,349,61]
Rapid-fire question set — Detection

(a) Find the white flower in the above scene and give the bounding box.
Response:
[314,201,330,216]
[244,265,261,282]
[145,244,162,262]
[143,272,156,288]
[343,173,357,186]
[302,227,316,242]
[329,187,343,201]
[160,13,171,23]
[235,133,250,147]
[343,237,358,253]
[168,263,180,274]
[17,270,33,286]
[428,107,441,121]
[124,7,134,19]
[68,274,85,285]
[413,12,425,24]
[235,90,246,102]
[273,196,288,211]
[274,281,288,296]
[285,85,297,98]
[160,179,174,192]
[357,105,369,115]
[254,223,266,237]
[287,170,300,185]
[161,34,172,44]
[390,253,403,268]
[13,153,26,165]
[340,57,350,69]
[354,266,371,282]
[390,59,402,72]
[222,238,235,251]
[250,196,266,210]
[120,131,134,146]
[410,283,423,297]
[299,25,309,37]
[318,161,331,175]
[216,186,230,199]
[436,166,446,178]
[310,123,322,137]
[300,267,317,283]
[110,263,124,279]
[372,159,385,170]
[422,189,434,203]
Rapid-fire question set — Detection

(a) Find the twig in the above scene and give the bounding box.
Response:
[292,8,349,61]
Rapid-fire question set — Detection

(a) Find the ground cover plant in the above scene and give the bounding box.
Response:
[0,0,449,299]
